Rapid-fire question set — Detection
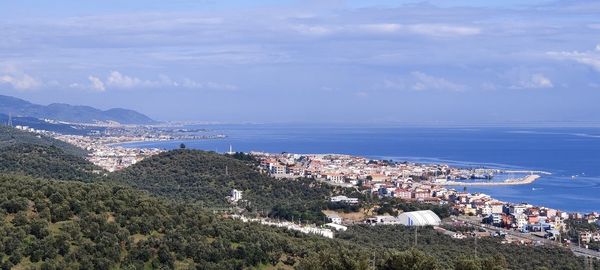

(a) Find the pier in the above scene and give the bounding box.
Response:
[437,175,541,186]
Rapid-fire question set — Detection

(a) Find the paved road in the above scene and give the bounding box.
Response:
[452,216,600,259]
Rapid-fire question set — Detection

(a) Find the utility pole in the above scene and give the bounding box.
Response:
[371,251,376,270]
[474,235,478,258]
[414,226,418,247]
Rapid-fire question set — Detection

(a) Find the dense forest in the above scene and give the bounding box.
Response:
[0,175,365,269]
[337,225,588,270]
[0,126,597,269]
[2,176,593,270]
[0,144,102,182]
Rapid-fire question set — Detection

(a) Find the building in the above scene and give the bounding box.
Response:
[324,223,348,231]
[580,231,593,244]
[367,215,402,225]
[510,204,528,215]
[397,210,442,226]
[326,213,342,224]
[394,188,413,200]
[326,174,346,183]
[231,189,242,203]
[490,202,504,214]
[330,195,359,204]
[271,164,288,175]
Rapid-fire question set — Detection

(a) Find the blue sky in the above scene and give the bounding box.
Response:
[1,0,600,123]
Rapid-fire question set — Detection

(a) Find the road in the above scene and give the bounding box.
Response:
[452,216,600,259]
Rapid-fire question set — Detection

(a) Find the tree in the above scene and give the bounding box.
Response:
[381,249,438,270]
[180,143,186,149]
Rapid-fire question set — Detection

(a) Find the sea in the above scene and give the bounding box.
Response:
[119,124,600,213]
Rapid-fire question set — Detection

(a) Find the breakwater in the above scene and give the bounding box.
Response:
[438,174,541,186]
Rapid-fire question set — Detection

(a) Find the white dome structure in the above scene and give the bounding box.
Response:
[397,210,441,226]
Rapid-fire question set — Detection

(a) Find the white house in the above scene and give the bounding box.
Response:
[231,189,242,203]
[330,195,359,204]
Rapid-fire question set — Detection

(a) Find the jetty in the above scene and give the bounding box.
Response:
[436,174,541,186]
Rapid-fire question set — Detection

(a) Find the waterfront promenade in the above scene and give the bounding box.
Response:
[437,174,541,186]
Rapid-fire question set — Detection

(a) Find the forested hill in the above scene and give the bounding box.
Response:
[112,150,359,223]
[0,175,365,269]
[0,144,102,182]
[0,125,86,157]
[0,175,591,270]
[0,126,101,181]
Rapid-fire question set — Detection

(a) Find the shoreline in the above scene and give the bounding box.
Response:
[437,174,541,186]
[108,136,227,147]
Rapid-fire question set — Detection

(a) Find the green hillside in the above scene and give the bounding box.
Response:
[0,175,369,270]
[2,175,592,270]
[0,126,101,181]
[112,150,359,223]
[0,126,86,157]
[0,144,101,182]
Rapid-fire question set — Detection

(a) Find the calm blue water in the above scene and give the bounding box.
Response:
[120,125,600,213]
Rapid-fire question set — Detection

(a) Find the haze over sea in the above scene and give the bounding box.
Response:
[121,125,600,213]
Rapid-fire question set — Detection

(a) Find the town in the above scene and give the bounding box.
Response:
[251,152,600,255]
[13,124,224,172]
[13,124,600,256]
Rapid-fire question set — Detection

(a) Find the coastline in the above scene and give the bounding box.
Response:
[108,136,227,147]
[437,174,541,186]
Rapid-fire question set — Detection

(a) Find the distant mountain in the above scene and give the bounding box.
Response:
[0,94,157,124]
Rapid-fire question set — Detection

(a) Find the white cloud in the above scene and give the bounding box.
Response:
[547,45,600,71]
[292,24,335,36]
[181,79,237,90]
[0,73,40,90]
[360,23,403,33]
[530,74,553,88]
[511,73,553,89]
[380,72,464,92]
[88,76,105,91]
[106,71,149,88]
[359,23,481,37]
[410,71,465,91]
[406,24,481,37]
[82,71,237,91]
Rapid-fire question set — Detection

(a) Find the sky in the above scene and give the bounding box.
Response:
[1,0,600,124]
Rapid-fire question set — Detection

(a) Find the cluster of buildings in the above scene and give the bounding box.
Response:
[580,230,600,245]
[364,210,442,226]
[14,123,228,172]
[53,134,164,172]
[252,151,600,247]
[252,152,490,184]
